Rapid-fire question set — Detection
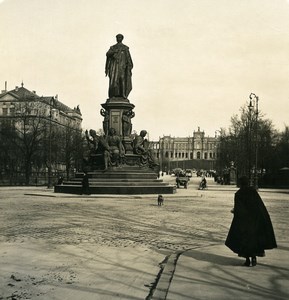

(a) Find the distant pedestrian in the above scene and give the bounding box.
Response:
[198,177,207,190]
[81,171,90,195]
[57,174,64,185]
[225,176,277,267]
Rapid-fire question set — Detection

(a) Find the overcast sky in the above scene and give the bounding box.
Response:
[1,0,289,140]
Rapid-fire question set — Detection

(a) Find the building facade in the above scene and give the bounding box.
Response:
[0,83,82,129]
[151,127,219,172]
[0,82,83,185]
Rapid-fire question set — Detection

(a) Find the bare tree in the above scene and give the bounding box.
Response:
[59,122,84,180]
[0,119,21,184]
[216,105,276,182]
[272,126,289,170]
[13,100,48,184]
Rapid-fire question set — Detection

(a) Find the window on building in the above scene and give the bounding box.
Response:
[210,152,213,158]
[204,152,208,159]
[182,152,184,158]
[165,151,169,158]
[175,153,178,158]
[2,108,8,116]
[9,107,15,116]
[197,151,201,159]
[171,153,173,158]
[185,153,188,158]
[190,152,193,159]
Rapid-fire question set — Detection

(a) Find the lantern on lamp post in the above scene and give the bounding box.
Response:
[248,93,259,189]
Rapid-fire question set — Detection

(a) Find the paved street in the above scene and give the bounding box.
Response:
[0,176,288,299]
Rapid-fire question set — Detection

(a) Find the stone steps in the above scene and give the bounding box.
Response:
[55,168,176,194]
[63,181,171,187]
[75,171,157,180]
[54,184,176,195]
[68,178,163,183]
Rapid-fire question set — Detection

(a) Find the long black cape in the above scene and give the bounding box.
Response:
[225,187,277,257]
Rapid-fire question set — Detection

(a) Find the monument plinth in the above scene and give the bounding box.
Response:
[55,34,176,194]
[101,97,135,135]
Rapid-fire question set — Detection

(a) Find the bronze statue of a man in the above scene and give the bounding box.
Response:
[105,34,133,99]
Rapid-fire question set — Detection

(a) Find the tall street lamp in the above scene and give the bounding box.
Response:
[248,93,259,189]
[47,98,56,188]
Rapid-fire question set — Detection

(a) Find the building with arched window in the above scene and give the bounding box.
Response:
[153,127,219,172]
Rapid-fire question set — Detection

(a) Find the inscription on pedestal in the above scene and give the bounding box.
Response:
[111,110,121,135]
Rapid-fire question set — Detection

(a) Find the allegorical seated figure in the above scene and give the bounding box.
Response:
[84,129,110,169]
[85,128,125,170]
[133,130,159,168]
[104,127,125,169]
[85,129,109,154]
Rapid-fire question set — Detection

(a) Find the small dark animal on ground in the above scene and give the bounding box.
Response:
[158,195,164,206]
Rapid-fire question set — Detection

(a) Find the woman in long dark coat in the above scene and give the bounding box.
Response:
[225,176,277,266]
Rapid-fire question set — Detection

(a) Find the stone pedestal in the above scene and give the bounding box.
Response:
[101,97,135,137]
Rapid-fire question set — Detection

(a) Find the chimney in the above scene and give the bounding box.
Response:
[2,81,7,93]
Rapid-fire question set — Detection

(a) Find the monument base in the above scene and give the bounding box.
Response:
[55,166,176,194]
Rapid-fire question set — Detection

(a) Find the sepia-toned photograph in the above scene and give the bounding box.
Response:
[0,0,288,299]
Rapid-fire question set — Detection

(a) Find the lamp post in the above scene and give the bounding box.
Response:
[47,98,55,188]
[47,104,52,188]
[248,93,259,189]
